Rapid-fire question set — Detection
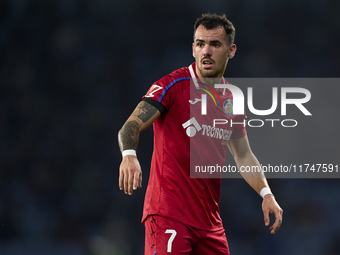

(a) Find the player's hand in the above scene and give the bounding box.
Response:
[119,155,142,195]
[262,194,283,234]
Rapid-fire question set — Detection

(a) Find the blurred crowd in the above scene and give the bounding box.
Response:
[0,0,339,254]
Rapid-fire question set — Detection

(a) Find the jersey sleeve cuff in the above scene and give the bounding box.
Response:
[142,98,167,114]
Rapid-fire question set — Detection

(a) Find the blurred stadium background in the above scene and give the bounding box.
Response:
[0,0,340,254]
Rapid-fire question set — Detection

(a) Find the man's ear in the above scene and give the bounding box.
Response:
[228,44,237,59]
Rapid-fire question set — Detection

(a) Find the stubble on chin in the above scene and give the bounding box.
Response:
[198,67,218,78]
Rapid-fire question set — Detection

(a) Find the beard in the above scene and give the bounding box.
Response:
[196,58,228,79]
[197,65,221,78]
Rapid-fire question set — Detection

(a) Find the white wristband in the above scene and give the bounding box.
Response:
[122,149,137,157]
[260,187,273,198]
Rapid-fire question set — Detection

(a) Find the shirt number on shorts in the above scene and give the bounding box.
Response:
[165,229,177,253]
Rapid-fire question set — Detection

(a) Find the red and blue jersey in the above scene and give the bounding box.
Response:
[141,63,246,230]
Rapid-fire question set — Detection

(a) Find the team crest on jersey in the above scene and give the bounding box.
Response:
[145,85,163,98]
[223,99,233,116]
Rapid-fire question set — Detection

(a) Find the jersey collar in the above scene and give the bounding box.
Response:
[188,62,199,88]
[188,62,227,95]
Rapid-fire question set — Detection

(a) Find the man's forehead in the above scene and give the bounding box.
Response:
[194,25,227,41]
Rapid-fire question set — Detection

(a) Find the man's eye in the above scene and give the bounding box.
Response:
[197,43,204,47]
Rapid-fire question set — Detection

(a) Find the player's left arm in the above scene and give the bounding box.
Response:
[228,134,283,234]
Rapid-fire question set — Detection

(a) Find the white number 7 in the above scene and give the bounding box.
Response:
[165,229,177,253]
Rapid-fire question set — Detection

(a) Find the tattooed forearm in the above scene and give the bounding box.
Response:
[132,101,158,123]
[118,120,140,152]
[118,101,159,152]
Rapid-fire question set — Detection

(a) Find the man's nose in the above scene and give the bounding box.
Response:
[202,45,212,56]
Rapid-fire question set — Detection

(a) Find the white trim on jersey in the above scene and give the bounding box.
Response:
[188,64,199,89]
[189,63,227,96]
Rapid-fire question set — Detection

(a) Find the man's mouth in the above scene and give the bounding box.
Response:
[202,59,213,68]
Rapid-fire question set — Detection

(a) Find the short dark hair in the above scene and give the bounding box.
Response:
[194,13,236,46]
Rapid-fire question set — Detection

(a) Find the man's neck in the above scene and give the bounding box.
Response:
[195,70,224,88]
[194,63,227,88]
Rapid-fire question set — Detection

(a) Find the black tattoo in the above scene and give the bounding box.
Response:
[118,120,139,152]
[118,101,158,152]
[132,101,157,123]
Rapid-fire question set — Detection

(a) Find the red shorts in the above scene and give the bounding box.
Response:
[144,215,230,255]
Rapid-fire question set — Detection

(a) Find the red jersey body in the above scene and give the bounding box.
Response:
[141,63,247,230]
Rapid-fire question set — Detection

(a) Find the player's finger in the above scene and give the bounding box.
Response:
[127,170,134,195]
[119,168,124,190]
[133,171,139,190]
[139,172,142,188]
[123,170,129,194]
[270,209,283,234]
[263,209,270,227]
[270,221,280,234]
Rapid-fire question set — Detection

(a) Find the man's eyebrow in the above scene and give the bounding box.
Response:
[195,39,222,44]
[211,40,223,45]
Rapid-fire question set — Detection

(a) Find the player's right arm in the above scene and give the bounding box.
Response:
[118,100,161,195]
